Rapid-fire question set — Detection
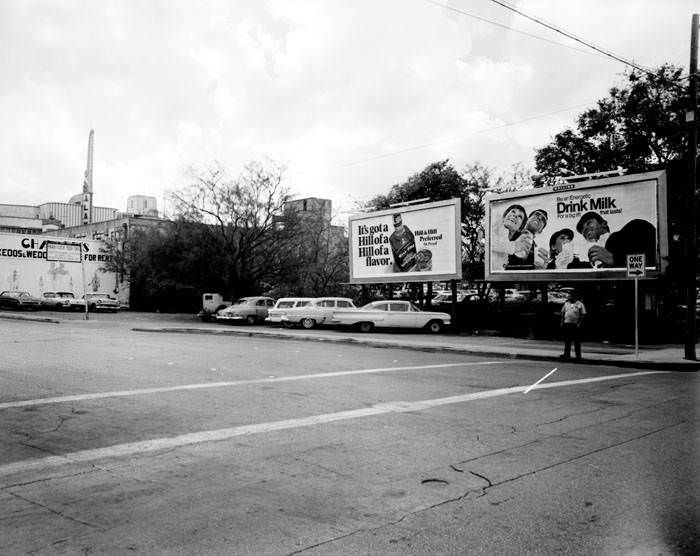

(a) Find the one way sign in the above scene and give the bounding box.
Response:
[626,253,646,278]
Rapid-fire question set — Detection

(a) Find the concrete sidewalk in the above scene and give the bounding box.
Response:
[132,323,700,372]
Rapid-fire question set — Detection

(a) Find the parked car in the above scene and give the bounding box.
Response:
[69,293,121,313]
[548,290,570,304]
[280,297,356,329]
[503,289,527,302]
[266,297,314,327]
[40,291,76,310]
[0,290,41,310]
[432,292,476,304]
[215,296,275,324]
[331,300,451,333]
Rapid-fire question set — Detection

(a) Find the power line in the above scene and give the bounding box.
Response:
[425,0,609,60]
[487,0,686,89]
[338,101,594,168]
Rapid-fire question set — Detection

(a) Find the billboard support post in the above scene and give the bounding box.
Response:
[80,245,89,321]
[634,276,639,359]
[627,254,645,359]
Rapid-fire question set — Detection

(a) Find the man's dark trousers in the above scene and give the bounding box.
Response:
[562,323,582,359]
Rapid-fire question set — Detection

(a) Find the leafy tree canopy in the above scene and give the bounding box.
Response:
[365,160,531,281]
[535,64,686,182]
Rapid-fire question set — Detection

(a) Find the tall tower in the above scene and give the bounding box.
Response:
[81,129,94,225]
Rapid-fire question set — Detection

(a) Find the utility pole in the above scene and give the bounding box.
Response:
[685,14,698,360]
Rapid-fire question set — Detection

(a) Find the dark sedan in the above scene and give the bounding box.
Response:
[0,290,41,310]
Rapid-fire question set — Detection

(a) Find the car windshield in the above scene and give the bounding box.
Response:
[277,301,295,308]
[233,298,254,306]
[58,293,75,298]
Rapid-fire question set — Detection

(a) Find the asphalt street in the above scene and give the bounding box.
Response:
[0,312,698,555]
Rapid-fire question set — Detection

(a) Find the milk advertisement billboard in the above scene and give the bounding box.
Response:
[485,171,668,281]
[348,198,462,284]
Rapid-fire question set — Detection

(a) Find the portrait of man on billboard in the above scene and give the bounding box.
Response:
[546,228,588,269]
[504,208,549,271]
[575,211,656,268]
[490,204,527,270]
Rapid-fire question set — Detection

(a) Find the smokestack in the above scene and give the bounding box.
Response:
[82,129,94,225]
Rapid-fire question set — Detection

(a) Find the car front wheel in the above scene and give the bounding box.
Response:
[426,320,444,334]
[358,321,374,333]
[301,318,316,329]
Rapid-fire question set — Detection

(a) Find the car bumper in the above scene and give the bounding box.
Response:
[216,315,246,322]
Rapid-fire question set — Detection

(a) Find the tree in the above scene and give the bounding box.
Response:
[169,159,297,298]
[535,64,686,181]
[366,160,530,282]
[102,159,353,309]
[271,199,352,298]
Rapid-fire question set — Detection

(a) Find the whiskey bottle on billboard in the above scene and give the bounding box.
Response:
[389,213,417,272]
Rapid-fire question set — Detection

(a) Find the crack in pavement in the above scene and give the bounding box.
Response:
[454,398,688,468]
[286,418,692,555]
[1,469,99,490]
[5,488,104,531]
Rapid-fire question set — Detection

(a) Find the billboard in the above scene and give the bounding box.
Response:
[485,171,668,282]
[348,198,462,284]
[0,233,117,296]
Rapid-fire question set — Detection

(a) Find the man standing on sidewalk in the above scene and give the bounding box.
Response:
[560,291,586,360]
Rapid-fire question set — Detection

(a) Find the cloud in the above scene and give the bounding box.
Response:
[0,0,694,220]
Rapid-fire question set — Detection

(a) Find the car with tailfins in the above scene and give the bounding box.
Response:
[331,299,451,333]
[266,297,314,327]
[39,291,76,310]
[280,297,356,329]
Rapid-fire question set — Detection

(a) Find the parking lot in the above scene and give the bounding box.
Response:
[1,312,698,554]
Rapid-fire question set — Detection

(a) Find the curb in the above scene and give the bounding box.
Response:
[131,327,700,372]
[0,313,60,324]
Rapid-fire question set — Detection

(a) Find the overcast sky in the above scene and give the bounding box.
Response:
[0,0,696,222]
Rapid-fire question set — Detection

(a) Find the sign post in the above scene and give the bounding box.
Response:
[46,241,89,321]
[626,254,646,359]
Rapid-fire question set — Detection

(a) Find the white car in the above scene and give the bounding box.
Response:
[281,297,356,329]
[266,297,314,327]
[331,300,451,333]
[69,292,121,313]
[39,291,76,310]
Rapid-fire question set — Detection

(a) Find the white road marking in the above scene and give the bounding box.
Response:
[524,367,558,394]
[0,361,508,410]
[0,370,665,478]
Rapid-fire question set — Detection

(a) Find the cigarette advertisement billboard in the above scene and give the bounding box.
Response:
[348,198,462,284]
[485,171,668,282]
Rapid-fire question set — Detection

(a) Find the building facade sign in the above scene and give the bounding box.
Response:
[0,233,116,296]
[348,198,462,284]
[485,171,668,281]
